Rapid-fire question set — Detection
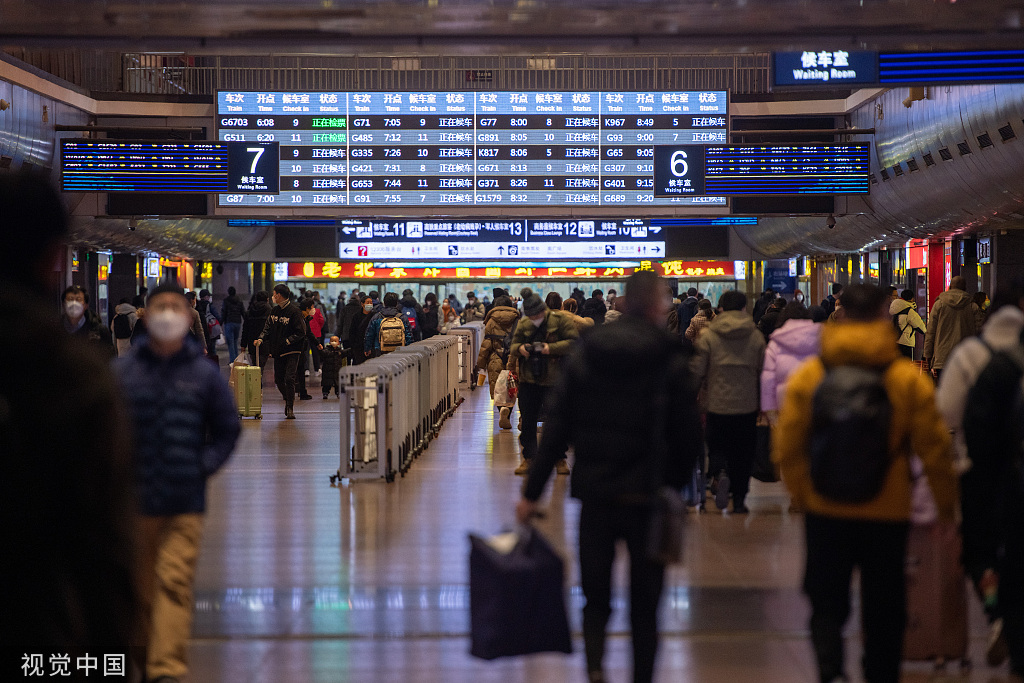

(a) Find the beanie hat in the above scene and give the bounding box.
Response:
[521,288,546,317]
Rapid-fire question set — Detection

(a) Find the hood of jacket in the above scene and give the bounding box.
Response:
[820,320,900,368]
[399,296,420,308]
[708,309,759,340]
[115,302,136,315]
[379,306,401,317]
[483,305,519,327]
[889,298,914,316]
[769,319,821,356]
[937,288,973,310]
[982,305,1024,347]
[248,301,272,317]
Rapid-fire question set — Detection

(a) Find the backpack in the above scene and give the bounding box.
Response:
[378,315,406,353]
[892,304,911,337]
[112,313,133,339]
[963,343,1024,497]
[401,304,418,330]
[203,304,221,339]
[808,362,894,503]
[820,295,836,316]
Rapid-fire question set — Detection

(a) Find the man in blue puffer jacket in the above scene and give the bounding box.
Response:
[115,284,240,683]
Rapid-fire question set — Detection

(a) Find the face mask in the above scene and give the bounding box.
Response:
[364,304,373,313]
[147,310,190,343]
[64,301,84,318]
[526,315,544,327]
[795,294,804,302]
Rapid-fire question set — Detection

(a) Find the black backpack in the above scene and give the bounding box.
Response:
[963,343,1024,497]
[809,362,893,503]
[891,304,912,337]
[112,313,133,339]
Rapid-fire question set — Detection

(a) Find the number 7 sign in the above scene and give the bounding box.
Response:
[227,141,280,194]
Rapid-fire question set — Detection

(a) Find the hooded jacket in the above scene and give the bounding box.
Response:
[759,319,822,412]
[338,297,363,340]
[509,309,579,386]
[257,300,306,357]
[936,305,1024,469]
[221,294,245,325]
[240,300,271,350]
[772,320,957,523]
[110,302,138,339]
[924,288,979,369]
[690,310,766,415]
[364,307,414,355]
[115,336,240,516]
[476,305,521,394]
[889,298,927,348]
[523,316,702,504]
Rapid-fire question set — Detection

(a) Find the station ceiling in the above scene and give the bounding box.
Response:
[1,0,1022,53]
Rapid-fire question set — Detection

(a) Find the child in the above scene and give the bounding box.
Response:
[321,335,346,398]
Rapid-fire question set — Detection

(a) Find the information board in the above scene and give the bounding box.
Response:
[284,260,736,281]
[61,140,231,193]
[216,90,728,209]
[337,217,666,260]
[654,144,870,196]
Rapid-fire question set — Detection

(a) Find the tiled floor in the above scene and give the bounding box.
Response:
[186,380,1014,682]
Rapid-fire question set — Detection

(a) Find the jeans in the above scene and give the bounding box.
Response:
[223,322,242,361]
[579,502,665,683]
[803,514,909,683]
[705,412,757,506]
[136,513,204,681]
[272,354,300,404]
[517,381,549,460]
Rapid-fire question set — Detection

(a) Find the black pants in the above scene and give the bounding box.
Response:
[310,343,321,372]
[579,502,665,683]
[272,354,300,404]
[295,343,310,397]
[803,514,909,683]
[705,412,757,506]
[898,344,914,360]
[517,381,549,460]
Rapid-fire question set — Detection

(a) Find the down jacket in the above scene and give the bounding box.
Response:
[889,298,926,348]
[476,305,520,397]
[690,310,766,415]
[924,288,979,369]
[759,319,821,412]
[509,309,579,386]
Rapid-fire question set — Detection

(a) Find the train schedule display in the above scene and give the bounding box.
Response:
[216,90,728,210]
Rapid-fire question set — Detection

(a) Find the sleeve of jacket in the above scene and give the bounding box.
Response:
[476,333,493,370]
[523,351,578,501]
[509,319,528,360]
[545,313,579,356]
[772,358,822,508]
[364,316,381,353]
[665,355,703,490]
[760,343,780,412]
[257,311,272,343]
[305,321,320,349]
[285,309,307,349]
[201,366,241,476]
[689,332,711,385]
[924,301,940,359]
[909,370,958,521]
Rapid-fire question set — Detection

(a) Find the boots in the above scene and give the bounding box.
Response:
[498,406,512,430]
[285,402,295,419]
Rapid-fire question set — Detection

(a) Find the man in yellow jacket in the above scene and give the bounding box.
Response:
[773,284,957,683]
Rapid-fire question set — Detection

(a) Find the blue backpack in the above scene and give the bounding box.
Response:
[401,304,418,330]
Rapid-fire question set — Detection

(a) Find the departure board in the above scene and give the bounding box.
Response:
[62,140,230,193]
[216,90,728,209]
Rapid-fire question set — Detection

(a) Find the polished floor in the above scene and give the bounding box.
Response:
[186,369,1013,682]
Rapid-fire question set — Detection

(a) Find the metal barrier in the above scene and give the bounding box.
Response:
[445,321,485,392]
[335,335,460,483]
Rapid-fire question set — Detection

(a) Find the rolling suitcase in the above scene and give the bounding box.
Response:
[903,521,969,667]
[233,365,263,419]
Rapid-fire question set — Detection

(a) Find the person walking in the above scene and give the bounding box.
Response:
[240,291,271,370]
[220,286,246,361]
[110,297,138,358]
[759,302,820,422]
[115,284,240,683]
[510,288,579,475]
[562,297,595,333]
[320,335,346,399]
[420,292,440,339]
[582,289,608,325]
[364,292,414,357]
[399,288,425,341]
[690,290,766,513]
[683,299,715,342]
[773,284,957,683]
[517,271,703,683]
[820,283,843,317]
[676,287,699,338]
[461,291,486,323]
[476,294,520,429]
[924,276,982,382]
[347,295,375,366]
[196,289,219,356]
[183,292,208,355]
[61,285,115,357]
[254,285,307,419]
[890,289,927,360]
[337,291,364,344]
[757,296,786,342]
[296,298,324,400]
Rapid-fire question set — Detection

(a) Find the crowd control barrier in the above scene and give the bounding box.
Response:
[445,321,485,392]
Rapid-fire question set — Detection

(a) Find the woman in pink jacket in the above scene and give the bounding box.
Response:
[759,302,822,422]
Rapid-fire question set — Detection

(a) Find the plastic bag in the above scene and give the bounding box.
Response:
[493,370,515,407]
[233,351,251,366]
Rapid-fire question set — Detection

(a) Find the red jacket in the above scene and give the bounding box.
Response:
[310,308,325,338]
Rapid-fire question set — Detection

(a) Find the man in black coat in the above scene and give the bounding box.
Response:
[254,284,307,418]
[581,289,607,325]
[337,291,364,346]
[517,271,702,683]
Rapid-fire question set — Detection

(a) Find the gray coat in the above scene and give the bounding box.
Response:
[690,310,766,415]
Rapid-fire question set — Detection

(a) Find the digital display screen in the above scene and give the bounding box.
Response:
[61,140,231,193]
[654,144,870,196]
[879,50,1024,84]
[216,90,728,209]
[336,217,666,260]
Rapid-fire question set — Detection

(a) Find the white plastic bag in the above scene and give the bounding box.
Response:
[494,370,514,407]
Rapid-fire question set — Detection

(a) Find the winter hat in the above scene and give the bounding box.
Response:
[521,288,546,317]
[493,287,507,299]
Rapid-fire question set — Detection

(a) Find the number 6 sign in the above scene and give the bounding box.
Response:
[653,145,705,197]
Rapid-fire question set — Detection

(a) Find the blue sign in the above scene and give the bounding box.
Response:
[774,51,879,87]
[764,267,797,294]
[879,50,1024,84]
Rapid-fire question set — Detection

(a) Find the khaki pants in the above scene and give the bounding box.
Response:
[136,513,204,680]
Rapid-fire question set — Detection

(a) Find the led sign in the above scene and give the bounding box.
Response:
[773,51,879,87]
[283,260,736,280]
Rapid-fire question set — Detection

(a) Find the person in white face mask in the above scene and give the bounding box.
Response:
[114,283,239,683]
[61,285,114,356]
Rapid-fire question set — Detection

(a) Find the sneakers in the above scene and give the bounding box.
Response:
[498,407,512,430]
[555,459,571,475]
[714,472,730,511]
[987,617,1009,667]
[514,458,531,475]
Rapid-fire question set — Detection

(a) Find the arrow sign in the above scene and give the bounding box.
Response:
[498,246,505,255]
[342,227,355,235]
[650,226,662,234]
[653,246,662,253]
[343,248,352,254]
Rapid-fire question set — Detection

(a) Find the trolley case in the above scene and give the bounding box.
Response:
[903,521,969,665]
[233,365,263,419]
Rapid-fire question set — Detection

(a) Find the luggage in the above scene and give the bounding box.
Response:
[233,365,263,419]
[469,526,573,660]
[903,521,969,664]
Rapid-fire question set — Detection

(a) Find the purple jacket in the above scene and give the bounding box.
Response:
[759,319,822,412]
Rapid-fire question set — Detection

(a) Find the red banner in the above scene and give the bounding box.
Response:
[286,260,735,280]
